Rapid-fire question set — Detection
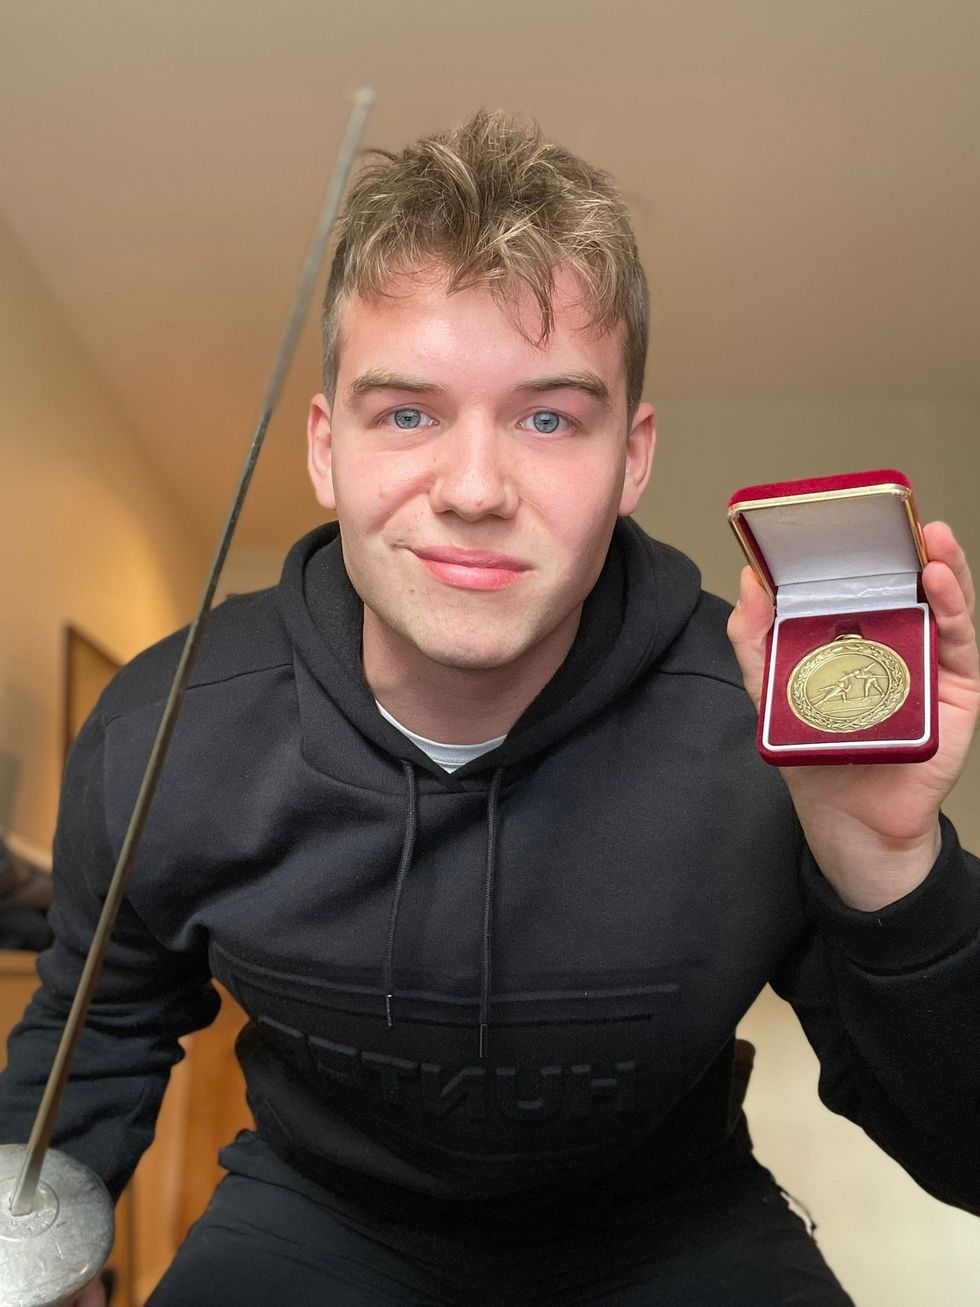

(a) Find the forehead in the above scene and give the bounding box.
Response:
[334,266,628,404]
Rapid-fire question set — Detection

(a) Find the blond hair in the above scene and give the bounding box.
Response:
[321,110,649,417]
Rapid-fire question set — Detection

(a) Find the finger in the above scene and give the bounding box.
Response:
[727,566,774,709]
[922,559,980,682]
[922,521,975,621]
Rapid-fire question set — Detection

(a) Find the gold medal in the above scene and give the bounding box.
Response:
[787,634,911,733]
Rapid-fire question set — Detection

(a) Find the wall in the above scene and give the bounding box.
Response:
[0,219,208,851]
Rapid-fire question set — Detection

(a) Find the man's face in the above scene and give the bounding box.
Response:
[307,266,654,682]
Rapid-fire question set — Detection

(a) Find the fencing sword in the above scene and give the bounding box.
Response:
[0,86,374,1307]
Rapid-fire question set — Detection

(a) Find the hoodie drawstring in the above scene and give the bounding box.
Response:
[479,768,505,1059]
[383,762,418,1029]
[383,762,505,1058]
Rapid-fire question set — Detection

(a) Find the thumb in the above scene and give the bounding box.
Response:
[726,566,775,711]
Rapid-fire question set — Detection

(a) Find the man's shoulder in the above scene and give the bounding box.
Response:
[100,587,292,725]
[614,519,747,695]
[656,588,745,693]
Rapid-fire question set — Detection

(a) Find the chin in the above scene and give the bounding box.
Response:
[421,641,529,673]
[407,621,538,673]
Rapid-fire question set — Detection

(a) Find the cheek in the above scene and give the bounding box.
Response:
[336,452,427,530]
[533,458,626,545]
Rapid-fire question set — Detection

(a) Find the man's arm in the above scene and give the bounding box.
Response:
[0,706,220,1198]
[727,520,979,910]
[729,519,980,1211]
[772,818,980,1213]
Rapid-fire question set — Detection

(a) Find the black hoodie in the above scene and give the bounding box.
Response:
[2,520,979,1229]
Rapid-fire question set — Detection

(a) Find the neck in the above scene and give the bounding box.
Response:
[363,611,582,742]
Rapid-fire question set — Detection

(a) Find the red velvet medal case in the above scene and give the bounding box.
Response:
[728,470,938,766]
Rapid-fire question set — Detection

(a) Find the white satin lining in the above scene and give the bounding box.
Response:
[776,572,919,617]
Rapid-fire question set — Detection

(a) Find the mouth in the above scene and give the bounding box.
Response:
[410,546,531,592]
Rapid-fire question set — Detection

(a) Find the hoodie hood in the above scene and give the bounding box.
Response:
[279,516,703,778]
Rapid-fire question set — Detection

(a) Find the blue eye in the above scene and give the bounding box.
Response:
[392,408,424,429]
[530,411,561,434]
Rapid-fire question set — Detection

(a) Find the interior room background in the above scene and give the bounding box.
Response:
[1,4,977,1303]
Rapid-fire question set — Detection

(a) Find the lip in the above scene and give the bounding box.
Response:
[410,546,530,591]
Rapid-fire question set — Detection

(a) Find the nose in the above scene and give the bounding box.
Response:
[428,422,518,521]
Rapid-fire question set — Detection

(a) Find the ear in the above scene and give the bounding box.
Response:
[307,393,337,512]
[618,402,656,516]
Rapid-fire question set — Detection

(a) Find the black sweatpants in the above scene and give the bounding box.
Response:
[146,1145,854,1306]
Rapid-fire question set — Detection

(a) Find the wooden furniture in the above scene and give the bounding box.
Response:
[133,985,252,1301]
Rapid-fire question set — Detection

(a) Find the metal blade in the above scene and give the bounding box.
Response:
[7,86,374,1223]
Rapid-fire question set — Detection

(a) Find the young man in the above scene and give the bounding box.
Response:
[3,112,979,1307]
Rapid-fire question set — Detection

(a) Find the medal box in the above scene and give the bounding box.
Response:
[727,470,938,766]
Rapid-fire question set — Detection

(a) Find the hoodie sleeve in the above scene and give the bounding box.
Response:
[772,814,980,1215]
[0,706,221,1199]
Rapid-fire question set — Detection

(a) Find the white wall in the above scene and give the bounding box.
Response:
[0,219,208,849]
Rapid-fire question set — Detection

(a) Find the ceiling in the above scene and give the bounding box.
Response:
[2,0,978,550]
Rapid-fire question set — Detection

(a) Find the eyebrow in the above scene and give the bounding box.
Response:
[514,372,610,404]
[346,370,448,405]
[345,368,611,407]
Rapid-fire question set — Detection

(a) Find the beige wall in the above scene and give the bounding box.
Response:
[635,396,980,1305]
[0,219,208,850]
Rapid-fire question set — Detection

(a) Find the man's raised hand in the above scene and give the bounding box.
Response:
[727,520,980,911]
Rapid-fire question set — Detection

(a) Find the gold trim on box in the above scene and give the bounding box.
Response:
[727,483,928,604]
[728,517,776,601]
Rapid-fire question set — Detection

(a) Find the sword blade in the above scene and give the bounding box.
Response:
[9,87,374,1218]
